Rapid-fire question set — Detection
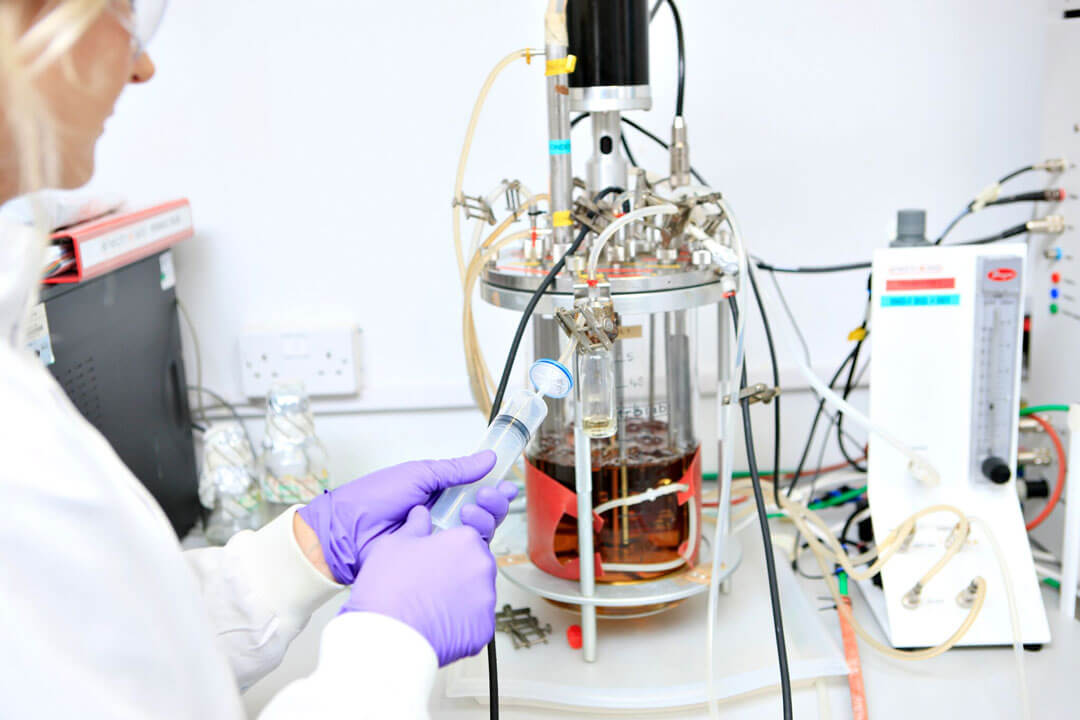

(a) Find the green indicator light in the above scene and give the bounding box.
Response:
[1050,303,1059,315]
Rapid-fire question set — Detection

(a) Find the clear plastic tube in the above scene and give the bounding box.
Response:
[430,389,548,529]
[740,225,941,485]
[707,199,749,720]
[586,204,680,280]
[969,517,1030,720]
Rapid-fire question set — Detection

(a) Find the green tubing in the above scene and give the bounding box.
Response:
[813,486,867,509]
[1020,404,1070,416]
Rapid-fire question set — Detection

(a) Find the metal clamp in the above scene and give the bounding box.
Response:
[503,179,523,213]
[555,305,615,352]
[955,579,980,609]
[722,383,780,406]
[1018,447,1053,466]
[452,194,495,225]
[571,204,609,236]
[495,605,552,649]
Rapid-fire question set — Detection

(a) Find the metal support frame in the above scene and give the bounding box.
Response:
[574,415,598,662]
[1062,405,1080,620]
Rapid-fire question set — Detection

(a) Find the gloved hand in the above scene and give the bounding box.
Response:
[341,505,496,667]
[297,451,518,584]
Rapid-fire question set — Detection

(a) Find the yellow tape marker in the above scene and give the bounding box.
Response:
[552,210,573,227]
[545,55,577,76]
[848,327,868,342]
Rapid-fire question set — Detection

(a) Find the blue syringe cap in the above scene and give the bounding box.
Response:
[529,359,573,399]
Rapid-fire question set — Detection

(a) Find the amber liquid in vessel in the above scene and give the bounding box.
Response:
[528,419,699,583]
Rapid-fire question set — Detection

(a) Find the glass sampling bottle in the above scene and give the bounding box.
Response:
[200,422,264,545]
[259,380,330,515]
[576,346,617,438]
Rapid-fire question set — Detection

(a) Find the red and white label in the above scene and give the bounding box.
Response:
[987,267,1017,282]
[885,278,956,291]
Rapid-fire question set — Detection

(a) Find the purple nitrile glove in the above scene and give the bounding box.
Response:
[341,505,497,667]
[297,451,518,584]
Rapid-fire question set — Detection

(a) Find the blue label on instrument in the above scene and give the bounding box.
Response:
[881,294,960,307]
[549,139,571,155]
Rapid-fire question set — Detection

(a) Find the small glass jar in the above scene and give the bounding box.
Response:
[199,422,263,545]
[259,380,330,515]
[576,347,617,438]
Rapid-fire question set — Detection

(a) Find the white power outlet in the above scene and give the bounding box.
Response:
[239,326,363,399]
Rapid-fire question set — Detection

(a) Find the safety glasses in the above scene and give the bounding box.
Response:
[111,0,168,58]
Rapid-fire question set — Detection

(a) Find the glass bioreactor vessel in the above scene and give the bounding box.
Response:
[460,0,741,661]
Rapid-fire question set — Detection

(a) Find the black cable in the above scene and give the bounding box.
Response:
[650,0,663,20]
[487,197,612,423]
[747,268,782,508]
[933,164,1039,244]
[953,222,1029,246]
[760,216,1030,273]
[621,133,638,168]
[618,116,710,185]
[999,164,1035,184]
[835,334,867,473]
[591,185,625,204]
[755,258,873,274]
[933,207,971,245]
[835,283,870,473]
[663,0,686,117]
[486,643,499,720]
[483,184,614,717]
[483,189,619,717]
[728,296,794,720]
[989,189,1065,206]
[483,219,593,720]
[573,113,710,185]
[840,500,870,549]
[787,345,860,498]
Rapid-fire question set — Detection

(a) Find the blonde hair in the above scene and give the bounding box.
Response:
[0,0,110,195]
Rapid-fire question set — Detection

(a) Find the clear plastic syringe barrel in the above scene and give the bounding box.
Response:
[430,389,549,530]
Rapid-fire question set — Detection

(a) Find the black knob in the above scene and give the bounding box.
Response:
[1021,477,1050,500]
[981,457,1012,485]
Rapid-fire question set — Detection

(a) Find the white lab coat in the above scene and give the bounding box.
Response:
[0,211,437,718]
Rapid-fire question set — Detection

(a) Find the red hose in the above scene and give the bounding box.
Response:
[1026,413,1066,531]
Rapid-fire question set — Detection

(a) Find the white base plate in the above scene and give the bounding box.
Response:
[493,513,741,610]
[450,518,848,712]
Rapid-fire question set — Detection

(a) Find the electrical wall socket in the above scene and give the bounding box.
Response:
[239,326,363,399]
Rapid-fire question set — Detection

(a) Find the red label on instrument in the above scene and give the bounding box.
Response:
[988,268,1017,282]
[885,277,956,291]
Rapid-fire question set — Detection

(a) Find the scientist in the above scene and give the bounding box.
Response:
[0,1,517,717]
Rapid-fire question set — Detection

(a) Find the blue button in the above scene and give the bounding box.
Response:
[1051,288,1060,299]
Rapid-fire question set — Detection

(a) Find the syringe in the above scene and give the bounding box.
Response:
[430,356,573,530]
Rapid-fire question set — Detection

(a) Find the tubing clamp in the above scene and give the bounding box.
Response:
[723,383,781,406]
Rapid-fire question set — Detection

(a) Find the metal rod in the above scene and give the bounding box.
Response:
[613,337,629,547]
[545,40,573,249]
[717,301,734,595]
[574,418,597,662]
[587,110,627,195]
[1061,406,1080,620]
[648,314,656,423]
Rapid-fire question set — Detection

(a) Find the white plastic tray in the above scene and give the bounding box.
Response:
[448,520,849,712]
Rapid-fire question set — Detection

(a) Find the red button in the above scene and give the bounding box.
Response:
[1052,273,1061,284]
[567,625,583,649]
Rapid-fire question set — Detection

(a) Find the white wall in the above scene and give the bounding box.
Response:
[87,0,1049,481]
